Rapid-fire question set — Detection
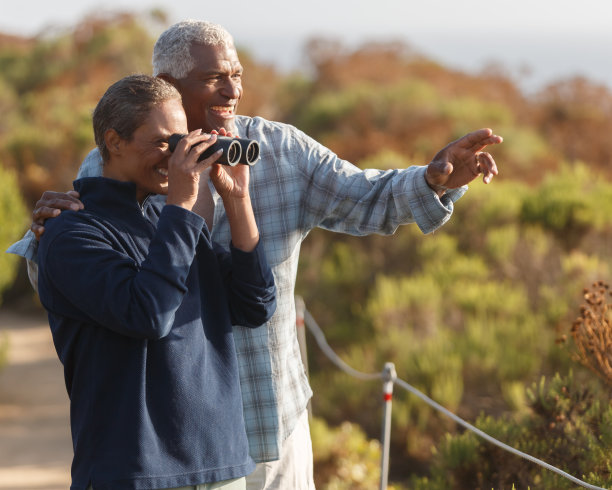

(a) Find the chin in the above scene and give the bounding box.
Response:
[210,117,237,133]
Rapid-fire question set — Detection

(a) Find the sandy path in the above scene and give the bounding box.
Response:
[0,309,72,490]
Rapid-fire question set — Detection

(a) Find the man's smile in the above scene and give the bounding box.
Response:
[210,105,235,118]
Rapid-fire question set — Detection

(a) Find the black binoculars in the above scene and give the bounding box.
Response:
[168,133,260,166]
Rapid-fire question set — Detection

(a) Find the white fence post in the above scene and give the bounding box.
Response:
[380,362,397,490]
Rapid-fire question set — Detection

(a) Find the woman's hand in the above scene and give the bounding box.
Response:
[165,130,222,210]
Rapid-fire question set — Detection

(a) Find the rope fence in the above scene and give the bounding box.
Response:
[296,297,607,490]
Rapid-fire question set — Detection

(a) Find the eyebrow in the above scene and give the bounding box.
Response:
[199,63,243,75]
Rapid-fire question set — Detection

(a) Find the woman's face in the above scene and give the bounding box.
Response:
[103,98,188,202]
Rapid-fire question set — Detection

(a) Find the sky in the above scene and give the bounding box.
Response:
[3,0,612,94]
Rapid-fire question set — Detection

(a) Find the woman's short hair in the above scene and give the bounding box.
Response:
[93,74,181,162]
[152,20,235,79]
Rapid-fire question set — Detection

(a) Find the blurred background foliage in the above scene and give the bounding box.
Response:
[1,10,611,488]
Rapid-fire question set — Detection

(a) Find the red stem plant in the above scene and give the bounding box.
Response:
[568,281,612,386]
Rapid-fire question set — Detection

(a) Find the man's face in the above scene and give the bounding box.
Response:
[104,98,188,202]
[173,44,243,134]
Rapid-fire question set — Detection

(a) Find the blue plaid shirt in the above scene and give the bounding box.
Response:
[8,115,466,462]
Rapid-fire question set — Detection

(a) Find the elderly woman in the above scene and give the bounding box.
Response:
[37,74,276,490]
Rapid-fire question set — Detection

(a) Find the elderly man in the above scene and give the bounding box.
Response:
[9,19,502,490]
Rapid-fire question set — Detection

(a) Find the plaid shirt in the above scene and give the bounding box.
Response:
[7,115,465,462]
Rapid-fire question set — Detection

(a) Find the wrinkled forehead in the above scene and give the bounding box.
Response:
[188,43,242,74]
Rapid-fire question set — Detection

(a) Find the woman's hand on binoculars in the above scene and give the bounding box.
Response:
[166,130,222,210]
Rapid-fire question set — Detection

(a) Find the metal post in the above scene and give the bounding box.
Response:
[380,362,397,490]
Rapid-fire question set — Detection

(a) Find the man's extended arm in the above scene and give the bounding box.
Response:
[296,127,501,236]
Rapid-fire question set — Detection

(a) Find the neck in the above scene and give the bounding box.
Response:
[102,164,148,204]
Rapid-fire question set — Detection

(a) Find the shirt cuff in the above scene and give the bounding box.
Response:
[407,166,467,234]
[230,239,271,284]
[6,230,39,262]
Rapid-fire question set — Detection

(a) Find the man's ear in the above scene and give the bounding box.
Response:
[104,129,123,157]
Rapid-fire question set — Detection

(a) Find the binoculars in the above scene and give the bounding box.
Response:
[168,133,260,166]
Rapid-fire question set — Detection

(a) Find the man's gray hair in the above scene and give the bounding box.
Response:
[152,20,235,79]
[93,74,181,162]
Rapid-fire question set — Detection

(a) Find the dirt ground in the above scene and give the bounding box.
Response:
[0,308,72,490]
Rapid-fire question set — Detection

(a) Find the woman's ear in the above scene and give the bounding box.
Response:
[104,129,122,157]
[157,73,178,88]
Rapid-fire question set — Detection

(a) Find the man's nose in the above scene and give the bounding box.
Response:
[220,77,241,99]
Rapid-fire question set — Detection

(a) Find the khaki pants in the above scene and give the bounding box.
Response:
[246,409,315,490]
[172,477,246,490]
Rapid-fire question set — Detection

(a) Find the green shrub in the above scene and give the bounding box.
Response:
[0,163,28,306]
[520,163,612,250]
[441,97,514,128]
[446,179,529,247]
[461,313,547,382]
[409,372,612,489]
[492,125,552,172]
[295,79,440,137]
[310,416,381,490]
[484,224,520,265]
[367,274,443,335]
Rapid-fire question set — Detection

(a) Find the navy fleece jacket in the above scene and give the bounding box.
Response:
[37,177,276,490]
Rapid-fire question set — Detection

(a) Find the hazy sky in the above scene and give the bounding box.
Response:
[3,0,612,93]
